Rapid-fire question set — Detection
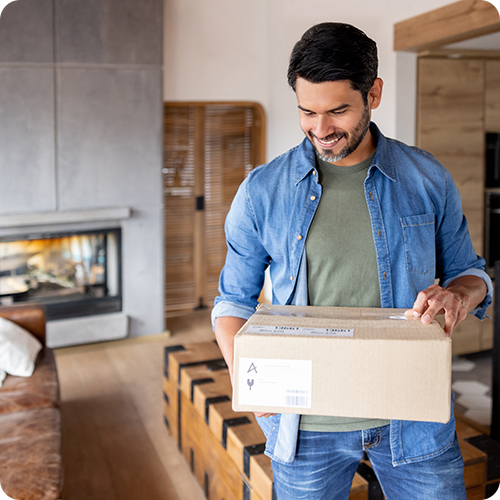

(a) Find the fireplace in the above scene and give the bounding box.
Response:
[0,206,163,348]
[0,228,122,321]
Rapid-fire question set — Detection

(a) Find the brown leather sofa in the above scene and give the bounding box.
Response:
[0,304,63,500]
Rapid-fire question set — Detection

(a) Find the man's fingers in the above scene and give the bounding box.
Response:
[412,292,430,316]
[412,285,441,316]
[443,306,467,337]
[443,307,458,337]
[420,298,444,324]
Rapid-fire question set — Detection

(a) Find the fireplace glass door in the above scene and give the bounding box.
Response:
[0,228,122,320]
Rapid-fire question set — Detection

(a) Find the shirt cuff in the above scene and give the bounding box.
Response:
[441,268,493,319]
[211,300,256,330]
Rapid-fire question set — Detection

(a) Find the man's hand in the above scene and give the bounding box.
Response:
[407,276,487,337]
[409,284,469,336]
[254,412,277,418]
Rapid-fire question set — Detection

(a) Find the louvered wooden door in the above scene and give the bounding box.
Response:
[163,103,265,316]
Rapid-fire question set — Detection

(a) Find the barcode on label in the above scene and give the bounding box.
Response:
[285,389,309,407]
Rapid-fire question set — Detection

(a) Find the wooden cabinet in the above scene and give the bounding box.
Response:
[486,61,500,132]
[163,103,265,316]
[417,56,500,354]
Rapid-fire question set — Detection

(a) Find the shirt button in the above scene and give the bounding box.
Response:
[383,271,387,280]
[378,230,381,238]
[369,192,374,200]
[290,276,294,281]
[297,235,303,240]
[310,196,316,201]
[312,170,317,175]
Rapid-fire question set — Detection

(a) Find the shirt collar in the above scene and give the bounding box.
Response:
[294,122,397,185]
[369,123,397,182]
[294,138,317,185]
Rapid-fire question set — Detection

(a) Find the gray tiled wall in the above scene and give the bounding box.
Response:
[0,67,56,214]
[121,205,164,334]
[57,67,162,210]
[55,0,162,65]
[0,0,164,339]
[0,0,54,63]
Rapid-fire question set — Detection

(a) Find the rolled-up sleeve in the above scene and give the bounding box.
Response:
[211,300,256,327]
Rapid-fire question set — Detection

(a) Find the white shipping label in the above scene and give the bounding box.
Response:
[246,325,354,337]
[238,358,312,408]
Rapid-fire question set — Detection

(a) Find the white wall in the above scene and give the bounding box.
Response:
[163,0,455,160]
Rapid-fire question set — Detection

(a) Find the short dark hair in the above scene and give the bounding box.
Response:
[287,23,378,102]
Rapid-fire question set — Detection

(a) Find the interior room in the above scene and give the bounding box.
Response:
[0,0,499,499]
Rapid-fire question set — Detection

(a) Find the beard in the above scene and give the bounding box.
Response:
[308,105,371,164]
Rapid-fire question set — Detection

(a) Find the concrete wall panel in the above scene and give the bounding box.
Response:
[0,67,56,214]
[56,67,163,210]
[0,0,54,63]
[121,206,164,336]
[55,0,162,65]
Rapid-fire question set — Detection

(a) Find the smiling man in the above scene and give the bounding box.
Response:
[212,23,492,499]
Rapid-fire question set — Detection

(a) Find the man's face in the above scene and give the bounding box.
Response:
[296,77,382,166]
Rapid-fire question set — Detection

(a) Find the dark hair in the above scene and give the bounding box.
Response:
[287,23,378,102]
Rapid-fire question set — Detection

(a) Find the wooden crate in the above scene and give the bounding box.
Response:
[163,342,225,445]
[180,390,256,500]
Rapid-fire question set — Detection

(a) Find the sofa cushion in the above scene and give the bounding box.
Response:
[0,304,46,346]
[0,316,42,377]
[0,407,62,500]
[0,348,59,415]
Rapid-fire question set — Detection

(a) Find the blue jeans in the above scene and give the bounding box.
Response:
[271,425,466,500]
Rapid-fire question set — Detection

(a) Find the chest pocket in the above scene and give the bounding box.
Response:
[401,214,436,275]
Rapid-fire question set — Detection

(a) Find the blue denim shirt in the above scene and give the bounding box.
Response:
[212,123,493,466]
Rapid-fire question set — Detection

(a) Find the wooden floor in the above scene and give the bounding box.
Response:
[55,310,215,500]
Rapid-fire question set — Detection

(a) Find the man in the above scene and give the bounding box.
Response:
[212,23,493,499]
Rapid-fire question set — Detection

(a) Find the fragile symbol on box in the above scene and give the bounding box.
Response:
[238,358,312,408]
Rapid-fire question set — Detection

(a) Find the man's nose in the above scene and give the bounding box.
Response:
[313,115,334,139]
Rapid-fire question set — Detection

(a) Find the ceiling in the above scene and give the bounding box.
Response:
[443,31,500,49]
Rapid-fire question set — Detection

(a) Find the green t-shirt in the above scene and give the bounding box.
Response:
[299,152,390,432]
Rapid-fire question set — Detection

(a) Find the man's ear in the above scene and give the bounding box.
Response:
[368,78,383,110]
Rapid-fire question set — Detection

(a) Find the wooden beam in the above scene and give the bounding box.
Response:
[394,0,500,52]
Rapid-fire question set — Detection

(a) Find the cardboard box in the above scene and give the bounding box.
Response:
[233,304,452,423]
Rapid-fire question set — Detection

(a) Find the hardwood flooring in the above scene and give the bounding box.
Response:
[55,310,214,500]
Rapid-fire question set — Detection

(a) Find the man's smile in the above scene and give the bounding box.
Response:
[310,132,346,149]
